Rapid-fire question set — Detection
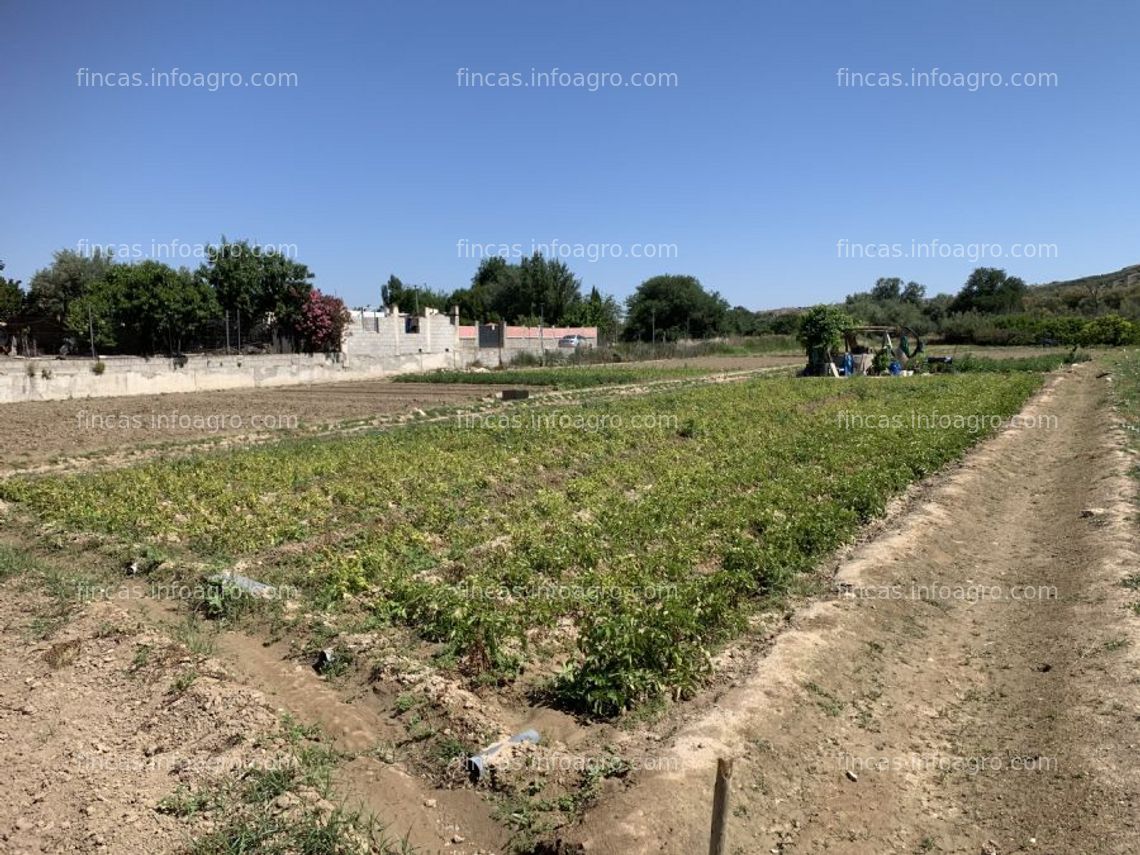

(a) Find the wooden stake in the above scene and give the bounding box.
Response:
[709,757,733,855]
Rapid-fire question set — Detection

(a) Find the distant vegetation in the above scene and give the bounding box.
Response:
[948,351,1090,373]
[6,238,1140,356]
[1,242,350,356]
[824,266,1140,347]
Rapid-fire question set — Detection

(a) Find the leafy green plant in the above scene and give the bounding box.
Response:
[1,372,1044,716]
[797,304,857,361]
[195,579,253,623]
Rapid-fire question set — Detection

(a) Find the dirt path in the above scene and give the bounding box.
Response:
[570,364,1140,854]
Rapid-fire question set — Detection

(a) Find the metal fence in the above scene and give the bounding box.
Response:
[1,311,288,358]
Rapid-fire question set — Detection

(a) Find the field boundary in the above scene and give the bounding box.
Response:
[0,350,467,404]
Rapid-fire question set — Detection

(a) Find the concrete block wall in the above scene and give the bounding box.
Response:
[0,309,596,403]
[456,324,599,366]
[342,309,462,360]
[0,350,461,404]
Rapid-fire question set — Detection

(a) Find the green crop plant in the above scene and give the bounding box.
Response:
[0,372,1044,715]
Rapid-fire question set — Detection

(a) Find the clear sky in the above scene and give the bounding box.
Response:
[1,0,1137,310]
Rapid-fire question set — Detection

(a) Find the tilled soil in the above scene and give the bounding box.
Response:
[0,596,306,854]
[0,356,803,471]
[1,363,1136,855]
[0,380,505,470]
[569,364,1140,854]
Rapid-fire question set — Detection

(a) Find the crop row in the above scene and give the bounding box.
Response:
[0,373,1043,714]
[392,365,714,388]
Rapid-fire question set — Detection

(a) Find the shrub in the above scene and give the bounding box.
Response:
[797,305,857,357]
[295,290,352,353]
[1079,315,1136,347]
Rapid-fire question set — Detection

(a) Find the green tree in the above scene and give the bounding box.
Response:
[0,260,23,323]
[460,253,584,324]
[455,257,516,322]
[567,286,623,341]
[901,281,926,304]
[26,248,115,323]
[923,292,954,325]
[1078,314,1135,346]
[870,277,903,301]
[72,261,219,354]
[199,239,313,339]
[519,253,582,323]
[381,274,406,307]
[66,276,122,352]
[623,274,728,341]
[797,304,858,371]
[950,267,1027,314]
[725,306,761,336]
[381,275,451,313]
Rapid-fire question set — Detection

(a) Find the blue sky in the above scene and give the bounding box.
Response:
[1,0,1137,310]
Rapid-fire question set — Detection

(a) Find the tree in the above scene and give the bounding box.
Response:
[1083,278,1107,316]
[844,290,933,335]
[66,276,122,352]
[381,275,450,314]
[457,257,517,322]
[128,263,218,354]
[623,274,728,341]
[73,261,219,354]
[901,281,926,304]
[26,248,115,323]
[567,286,623,341]
[458,253,585,324]
[1078,314,1135,346]
[950,268,1027,315]
[519,253,582,323]
[257,250,315,337]
[199,238,314,340]
[296,289,352,352]
[923,292,954,324]
[753,310,801,336]
[381,275,405,307]
[870,277,903,301]
[0,260,22,323]
[797,304,857,367]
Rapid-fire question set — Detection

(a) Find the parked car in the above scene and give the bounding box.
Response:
[558,334,590,348]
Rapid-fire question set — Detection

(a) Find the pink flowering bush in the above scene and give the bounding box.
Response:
[296,289,351,353]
